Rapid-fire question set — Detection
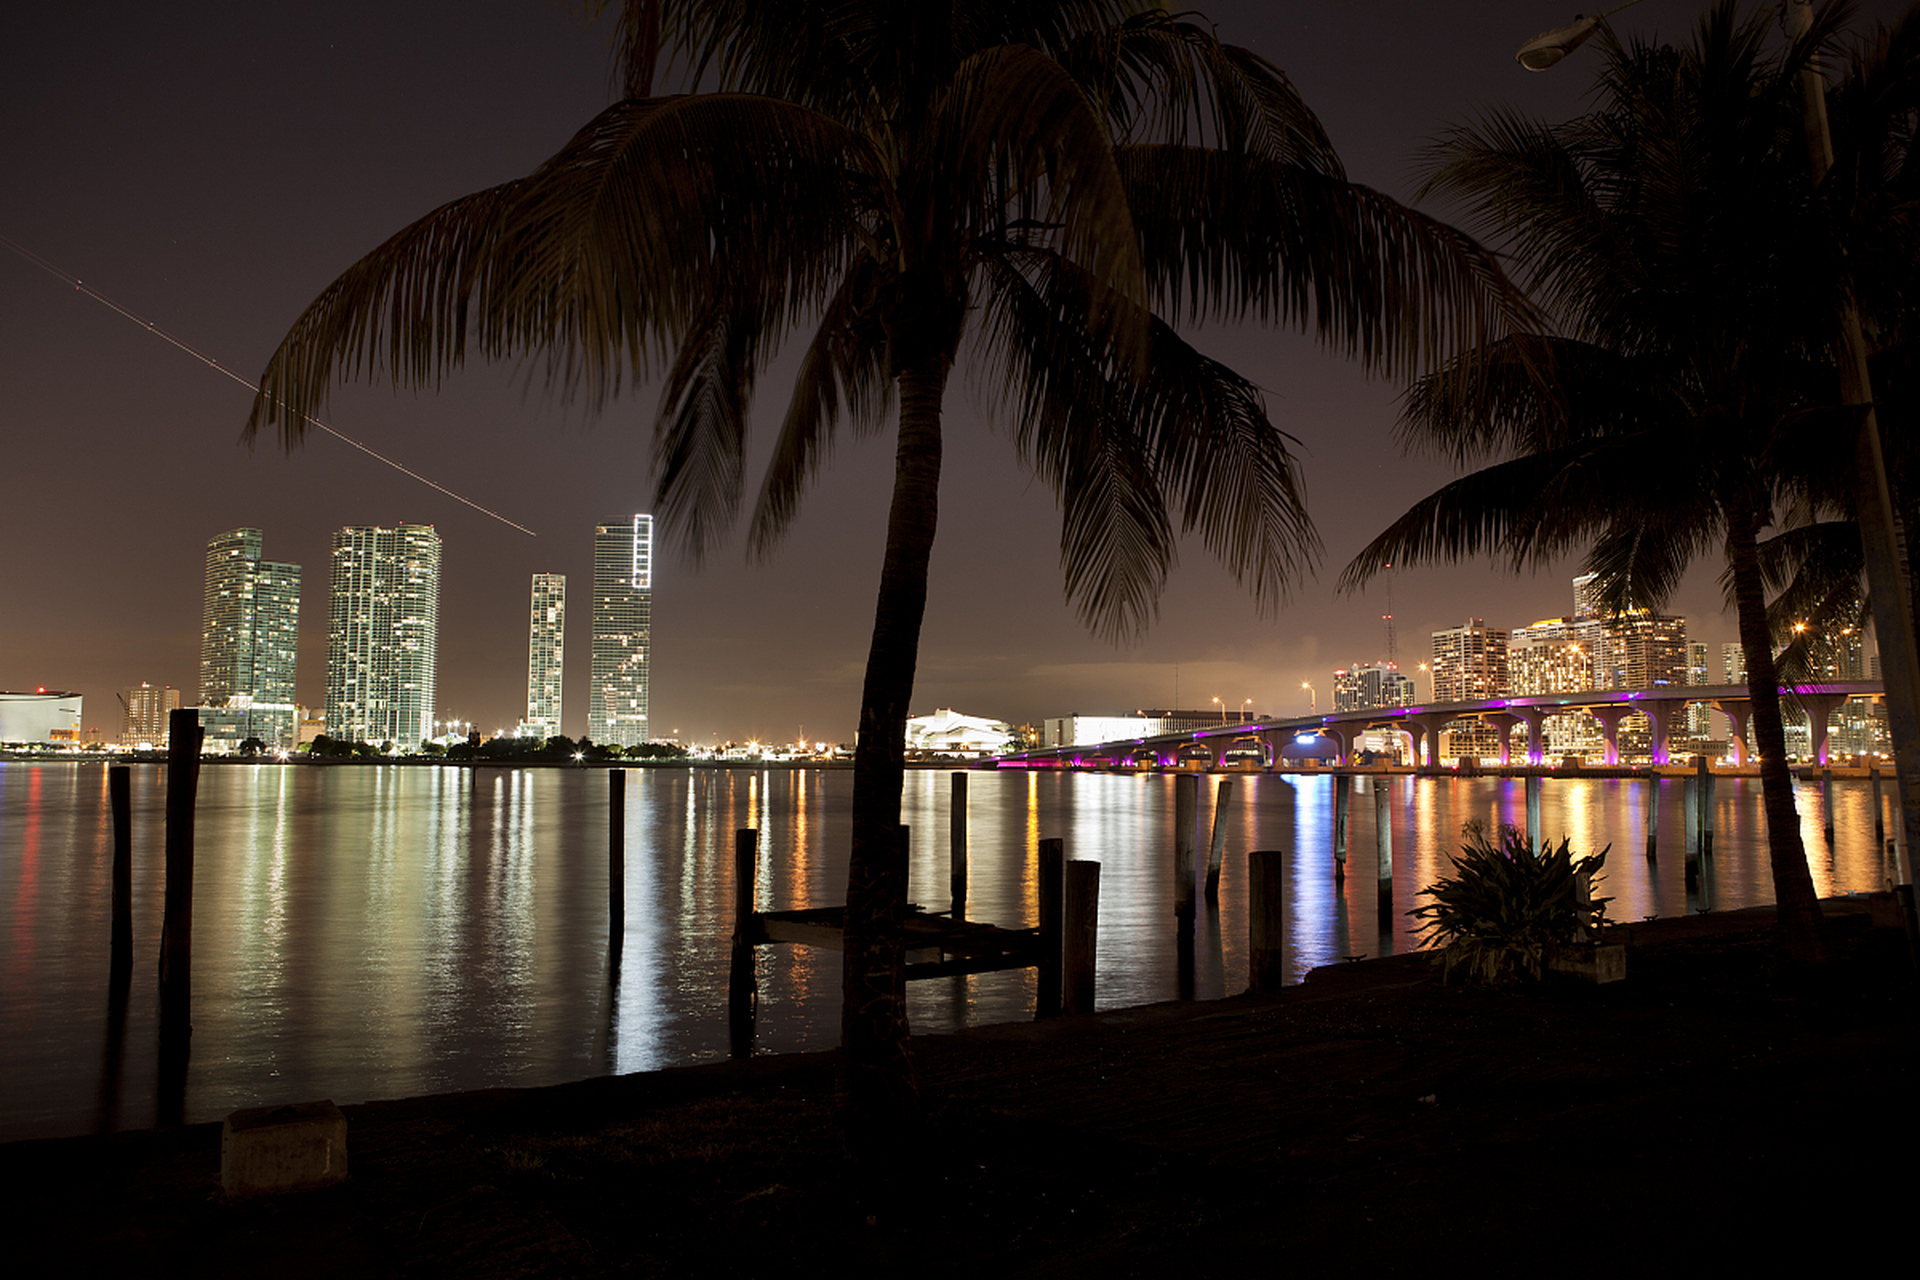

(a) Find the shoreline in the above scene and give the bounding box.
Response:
[9,898,1913,1275]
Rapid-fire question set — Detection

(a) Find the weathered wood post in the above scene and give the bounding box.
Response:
[950,772,968,920]
[1249,849,1285,994]
[1822,767,1835,843]
[159,708,203,1036]
[1701,762,1716,858]
[1684,768,1700,863]
[1646,776,1661,863]
[1332,772,1352,880]
[1870,766,1886,845]
[109,764,133,991]
[1062,859,1100,1016]
[1037,837,1064,1018]
[608,769,626,942]
[1174,773,1197,919]
[1373,776,1392,920]
[1525,774,1542,855]
[1206,779,1233,902]
[728,827,758,1058]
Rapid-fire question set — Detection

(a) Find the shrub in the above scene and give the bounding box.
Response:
[1409,821,1611,985]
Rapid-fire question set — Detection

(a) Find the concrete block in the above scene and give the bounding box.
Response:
[1547,942,1627,985]
[221,1100,348,1198]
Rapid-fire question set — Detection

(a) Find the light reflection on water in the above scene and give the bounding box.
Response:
[0,761,1900,1141]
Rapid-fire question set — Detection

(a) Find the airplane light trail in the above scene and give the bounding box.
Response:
[1,232,538,537]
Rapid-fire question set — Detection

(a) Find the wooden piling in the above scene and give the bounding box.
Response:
[1037,837,1064,1018]
[1373,776,1392,919]
[728,827,758,1057]
[159,708,203,1034]
[1645,777,1660,862]
[1332,773,1351,879]
[1206,779,1232,902]
[609,769,626,938]
[1684,772,1700,863]
[1173,773,1197,922]
[1249,849,1285,994]
[109,765,132,988]
[1870,767,1885,844]
[1062,860,1100,1015]
[950,772,968,920]
[1525,775,1542,855]
[1822,767,1835,842]
[1701,765,1716,858]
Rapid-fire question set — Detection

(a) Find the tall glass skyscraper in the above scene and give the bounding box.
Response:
[200,528,302,748]
[590,515,652,748]
[523,572,566,738]
[326,524,440,748]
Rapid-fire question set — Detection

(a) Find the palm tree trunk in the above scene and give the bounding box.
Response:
[839,355,944,1147]
[1727,496,1825,962]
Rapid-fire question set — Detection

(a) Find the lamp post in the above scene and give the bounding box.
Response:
[1517,0,1920,891]
[1243,698,1254,724]
[1212,695,1225,726]
[1302,682,1316,715]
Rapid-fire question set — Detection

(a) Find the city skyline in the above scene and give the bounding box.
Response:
[5,2,1908,744]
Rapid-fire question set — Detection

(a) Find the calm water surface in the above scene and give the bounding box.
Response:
[0,761,1898,1140]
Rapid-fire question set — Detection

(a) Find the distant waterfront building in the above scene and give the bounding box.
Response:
[1723,642,1747,685]
[1332,662,1413,712]
[1432,619,1509,762]
[1685,641,1716,743]
[0,690,83,744]
[589,515,653,748]
[325,524,441,748]
[1508,618,1603,757]
[199,528,302,749]
[520,573,566,738]
[1572,572,1603,621]
[120,682,180,747]
[906,708,1013,756]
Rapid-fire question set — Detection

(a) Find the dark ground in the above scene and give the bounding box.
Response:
[9,899,1914,1277]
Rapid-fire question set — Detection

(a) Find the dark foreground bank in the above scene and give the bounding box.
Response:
[9,900,1913,1278]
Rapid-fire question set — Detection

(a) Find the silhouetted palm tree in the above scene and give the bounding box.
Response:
[1345,2,1920,960]
[247,1,1523,1133]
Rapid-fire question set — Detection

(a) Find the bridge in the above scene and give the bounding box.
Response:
[997,681,1887,771]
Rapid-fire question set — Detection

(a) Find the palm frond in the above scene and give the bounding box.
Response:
[1117,144,1536,376]
[247,93,875,443]
[651,290,770,563]
[748,258,894,558]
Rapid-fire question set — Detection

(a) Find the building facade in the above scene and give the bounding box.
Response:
[1332,662,1414,712]
[200,528,302,749]
[325,524,440,748]
[1431,620,1509,762]
[589,515,653,748]
[522,573,566,738]
[121,682,180,747]
[0,690,83,744]
[1508,617,1604,757]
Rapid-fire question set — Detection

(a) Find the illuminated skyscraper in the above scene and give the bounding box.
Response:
[325,524,440,747]
[522,573,566,738]
[199,528,302,748]
[590,515,653,748]
[1431,619,1509,762]
[1332,662,1413,712]
[121,682,180,748]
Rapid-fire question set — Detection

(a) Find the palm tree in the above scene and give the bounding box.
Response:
[1343,3,1919,960]
[246,0,1522,1135]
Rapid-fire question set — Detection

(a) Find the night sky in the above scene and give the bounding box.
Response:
[5,2,1904,746]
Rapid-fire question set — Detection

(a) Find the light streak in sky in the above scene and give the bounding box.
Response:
[0,231,538,537]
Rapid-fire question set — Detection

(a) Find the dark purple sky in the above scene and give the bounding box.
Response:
[4,2,1902,745]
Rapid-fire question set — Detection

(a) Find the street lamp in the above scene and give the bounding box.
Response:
[1515,1,1646,71]
[1243,698,1253,724]
[1302,682,1316,714]
[1212,695,1225,726]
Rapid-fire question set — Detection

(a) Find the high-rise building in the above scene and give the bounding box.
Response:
[1572,572,1603,621]
[120,682,180,747]
[1431,619,1509,761]
[1685,641,1715,743]
[1508,617,1604,757]
[521,573,566,738]
[1598,610,1687,691]
[1723,641,1747,685]
[1332,662,1413,712]
[325,524,440,748]
[590,515,653,748]
[199,528,302,748]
